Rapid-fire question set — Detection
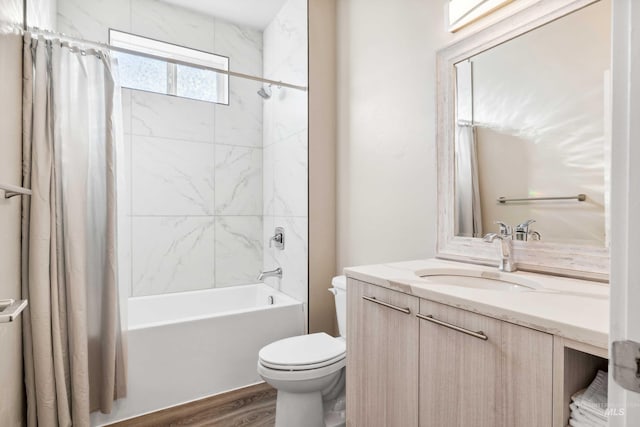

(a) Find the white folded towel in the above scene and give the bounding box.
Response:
[570,403,606,426]
[569,407,606,427]
[582,370,608,415]
[568,370,609,427]
[569,418,601,427]
[571,370,609,420]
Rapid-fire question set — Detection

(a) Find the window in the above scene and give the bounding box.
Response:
[109,30,229,104]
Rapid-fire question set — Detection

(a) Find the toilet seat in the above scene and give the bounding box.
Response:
[258,356,346,382]
[258,332,346,371]
[261,352,345,371]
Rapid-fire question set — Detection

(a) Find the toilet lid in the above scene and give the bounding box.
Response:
[259,332,346,370]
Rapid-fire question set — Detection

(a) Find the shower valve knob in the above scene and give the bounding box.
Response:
[269,227,285,250]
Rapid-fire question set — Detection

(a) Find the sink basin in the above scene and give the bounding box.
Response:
[415,267,542,292]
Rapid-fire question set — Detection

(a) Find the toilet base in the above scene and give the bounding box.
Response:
[275,390,324,427]
[257,334,346,427]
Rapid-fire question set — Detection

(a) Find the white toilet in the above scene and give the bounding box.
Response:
[257,276,347,427]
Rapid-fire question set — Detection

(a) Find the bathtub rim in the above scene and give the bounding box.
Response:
[127,283,302,331]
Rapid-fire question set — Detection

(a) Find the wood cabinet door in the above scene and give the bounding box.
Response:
[501,321,553,427]
[346,279,419,427]
[419,299,553,427]
[419,299,502,427]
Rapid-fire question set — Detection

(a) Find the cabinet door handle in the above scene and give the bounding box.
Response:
[417,313,488,340]
[362,296,411,315]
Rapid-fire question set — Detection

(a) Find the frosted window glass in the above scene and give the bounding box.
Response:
[110,30,229,104]
[177,65,218,103]
[115,52,166,94]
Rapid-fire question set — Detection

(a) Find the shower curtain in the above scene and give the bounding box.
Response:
[21,33,126,427]
[455,124,483,238]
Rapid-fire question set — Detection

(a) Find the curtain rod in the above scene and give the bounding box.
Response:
[26,26,308,92]
[457,120,477,127]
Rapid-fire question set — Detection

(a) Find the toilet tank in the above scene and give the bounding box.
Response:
[331,276,347,338]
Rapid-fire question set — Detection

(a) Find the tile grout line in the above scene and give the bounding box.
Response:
[126,132,263,150]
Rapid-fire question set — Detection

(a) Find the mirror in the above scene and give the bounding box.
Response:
[454,0,610,247]
[437,0,611,279]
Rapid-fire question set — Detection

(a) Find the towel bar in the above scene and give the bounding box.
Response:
[0,183,32,199]
[0,299,28,323]
[497,194,586,204]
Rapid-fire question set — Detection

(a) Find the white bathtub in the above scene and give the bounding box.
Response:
[91,284,305,426]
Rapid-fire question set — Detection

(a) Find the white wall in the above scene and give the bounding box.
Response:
[0,2,25,426]
[58,0,265,296]
[262,0,309,305]
[336,0,453,270]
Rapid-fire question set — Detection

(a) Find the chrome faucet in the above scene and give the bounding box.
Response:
[257,267,282,281]
[514,219,541,241]
[483,221,516,272]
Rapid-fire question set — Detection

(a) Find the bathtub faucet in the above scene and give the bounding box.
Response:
[257,267,282,281]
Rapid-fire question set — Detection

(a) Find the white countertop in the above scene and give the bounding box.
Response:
[344,258,609,349]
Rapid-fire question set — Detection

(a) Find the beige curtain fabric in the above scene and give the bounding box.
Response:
[455,124,483,238]
[21,33,126,427]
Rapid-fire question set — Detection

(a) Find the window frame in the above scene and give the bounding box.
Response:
[109,29,230,105]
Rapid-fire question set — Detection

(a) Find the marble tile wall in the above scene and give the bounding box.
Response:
[262,0,309,304]
[0,0,23,26]
[58,0,264,296]
[27,0,57,30]
[123,87,263,296]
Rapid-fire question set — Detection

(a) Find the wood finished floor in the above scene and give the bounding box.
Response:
[108,382,276,427]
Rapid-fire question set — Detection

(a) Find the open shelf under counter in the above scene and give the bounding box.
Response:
[553,336,608,427]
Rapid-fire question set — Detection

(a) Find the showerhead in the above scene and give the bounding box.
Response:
[257,85,272,99]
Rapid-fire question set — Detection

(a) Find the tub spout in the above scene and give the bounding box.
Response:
[257,267,282,281]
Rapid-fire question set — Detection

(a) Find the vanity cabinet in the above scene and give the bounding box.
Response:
[346,279,554,427]
[346,279,419,427]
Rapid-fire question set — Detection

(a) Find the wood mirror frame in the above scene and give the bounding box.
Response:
[435,0,610,281]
